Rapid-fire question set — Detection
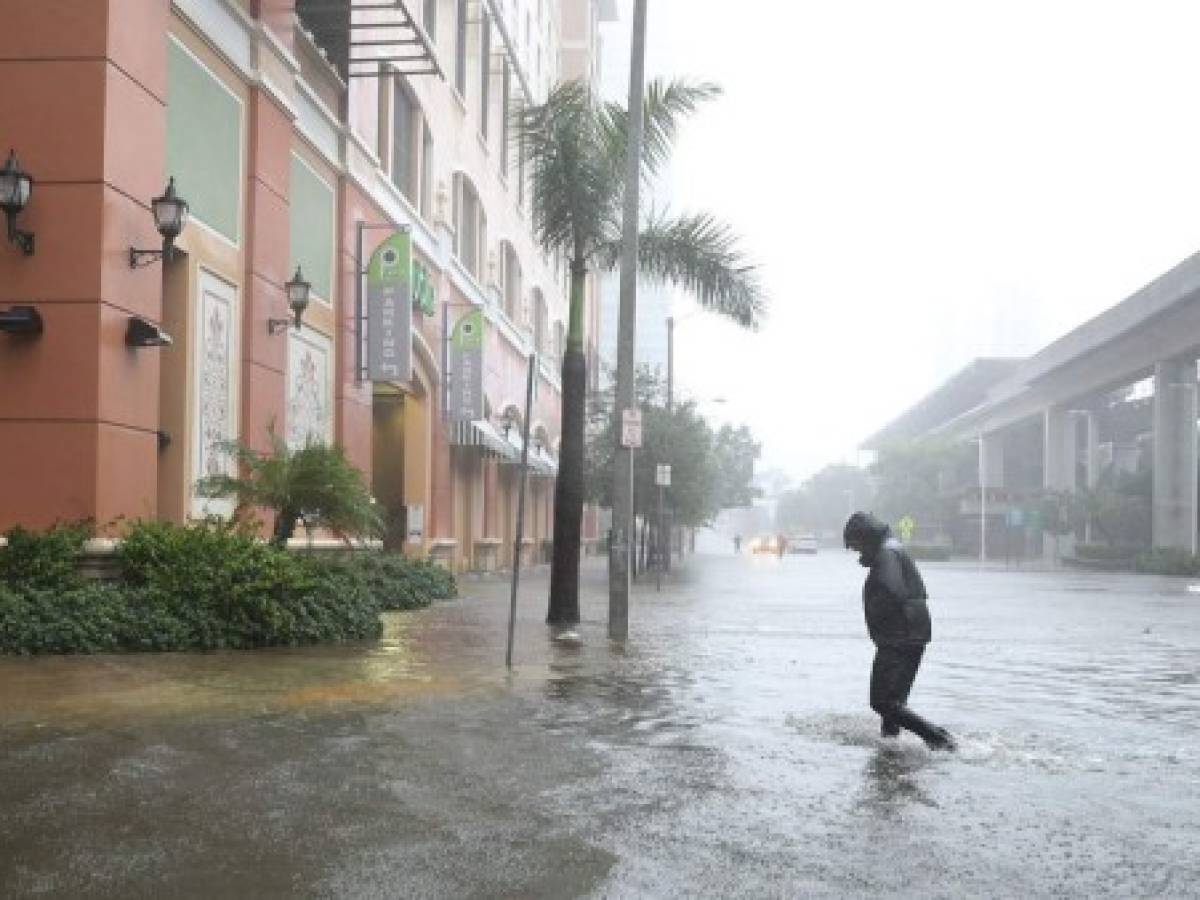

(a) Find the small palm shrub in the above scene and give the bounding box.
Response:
[196,431,384,546]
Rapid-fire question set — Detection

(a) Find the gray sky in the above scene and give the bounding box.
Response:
[602,0,1200,482]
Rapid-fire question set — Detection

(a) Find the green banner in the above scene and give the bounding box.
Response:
[448,309,484,421]
[367,230,412,383]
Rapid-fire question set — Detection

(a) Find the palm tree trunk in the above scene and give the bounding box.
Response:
[272,508,298,547]
[547,263,588,625]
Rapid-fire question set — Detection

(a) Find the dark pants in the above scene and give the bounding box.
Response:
[870,644,953,747]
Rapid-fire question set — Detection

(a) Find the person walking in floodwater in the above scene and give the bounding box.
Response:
[843,511,956,751]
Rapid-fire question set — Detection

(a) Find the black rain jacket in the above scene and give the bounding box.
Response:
[860,529,932,648]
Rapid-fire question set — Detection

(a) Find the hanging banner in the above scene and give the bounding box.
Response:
[367,230,412,383]
[448,308,484,422]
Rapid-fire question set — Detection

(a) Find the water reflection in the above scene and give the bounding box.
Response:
[858,746,937,812]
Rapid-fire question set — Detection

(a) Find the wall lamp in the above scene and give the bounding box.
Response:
[129,177,189,269]
[0,305,43,336]
[0,149,34,256]
[268,267,312,334]
[126,316,172,348]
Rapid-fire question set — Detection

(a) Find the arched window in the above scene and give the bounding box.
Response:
[501,241,522,321]
[453,173,486,281]
[385,78,434,218]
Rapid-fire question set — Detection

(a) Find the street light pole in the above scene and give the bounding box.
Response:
[977,435,987,565]
[609,0,648,640]
[666,315,674,413]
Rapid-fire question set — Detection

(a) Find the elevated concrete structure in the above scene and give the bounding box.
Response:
[866,250,1200,553]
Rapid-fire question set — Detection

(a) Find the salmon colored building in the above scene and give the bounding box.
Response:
[0,0,613,570]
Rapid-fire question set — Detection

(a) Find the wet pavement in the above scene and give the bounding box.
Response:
[2,550,1199,898]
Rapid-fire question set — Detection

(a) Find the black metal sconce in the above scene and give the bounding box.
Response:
[502,409,517,439]
[0,305,43,336]
[268,266,312,334]
[129,177,189,269]
[0,149,34,256]
[126,316,172,348]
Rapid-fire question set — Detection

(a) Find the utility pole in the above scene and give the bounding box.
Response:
[609,0,648,640]
[666,315,674,412]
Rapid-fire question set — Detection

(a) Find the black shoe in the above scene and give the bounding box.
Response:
[924,729,957,752]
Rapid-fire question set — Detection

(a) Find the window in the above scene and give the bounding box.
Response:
[454,173,486,281]
[420,121,434,219]
[455,0,468,96]
[533,288,548,353]
[392,81,416,200]
[500,62,511,177]
[502,242,522,321]
[423,0,437,40]
[480,12,491,138]
[554,321,565,362]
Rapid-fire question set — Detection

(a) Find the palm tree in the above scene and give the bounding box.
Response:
[196,431,384,547]
[518,79,764,625]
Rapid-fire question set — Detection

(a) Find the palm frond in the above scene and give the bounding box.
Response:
[600,79,721,183]
[515,80,616,260]
[602,211,765,329]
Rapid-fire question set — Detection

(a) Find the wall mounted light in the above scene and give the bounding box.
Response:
[0,149,34,256]
[0,305,43,335]
[129,177,189,268]
[126,316,172,348]
[501,409,517,438]
[268,266,312,334]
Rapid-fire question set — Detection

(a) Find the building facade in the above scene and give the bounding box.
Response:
[0,0,615,570]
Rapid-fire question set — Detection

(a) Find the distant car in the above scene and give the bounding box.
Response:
[788,534,818,554]
[751,535,778,554]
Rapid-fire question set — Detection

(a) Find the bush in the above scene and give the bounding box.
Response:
[1075,543,1141,562]
[0,521,385,655]
[345,554,457,610]
[1135,548,1200,577]
[0,522,92,590]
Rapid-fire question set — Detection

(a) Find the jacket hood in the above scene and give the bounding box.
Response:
[844,511,892,566]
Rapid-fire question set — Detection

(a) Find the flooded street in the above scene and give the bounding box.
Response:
[2,551,1199,898]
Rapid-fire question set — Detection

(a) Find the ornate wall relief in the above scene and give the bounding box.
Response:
[287,326,333,450]
[191,270,239,518]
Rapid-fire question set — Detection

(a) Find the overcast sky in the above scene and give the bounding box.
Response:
[600,0,1200,484]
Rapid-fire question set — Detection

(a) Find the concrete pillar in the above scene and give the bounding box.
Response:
[1043,407,1077,561]
[1152,357,1198,552]
[981,432,1004,488]
[0,0,168,532]
[1083,411,1101,542]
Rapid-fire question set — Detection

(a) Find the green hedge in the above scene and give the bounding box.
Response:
[1134,548,1200,577]
[0,522,457,655]
[345,554,457,610]
[1075,543,1141,561]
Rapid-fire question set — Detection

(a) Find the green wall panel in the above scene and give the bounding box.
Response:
[290,155,335,301]
[166,41,242,244]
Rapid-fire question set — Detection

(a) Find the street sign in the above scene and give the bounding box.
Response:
[621,409,642,448]
[655,464,672,486]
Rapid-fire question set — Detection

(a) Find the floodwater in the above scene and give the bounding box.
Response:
[1,551,1198,898]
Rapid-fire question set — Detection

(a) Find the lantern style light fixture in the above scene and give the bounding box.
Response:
[268,266,312,334]
[0,149,35,256]
[129,177,189,268]
[501,408,518,438]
